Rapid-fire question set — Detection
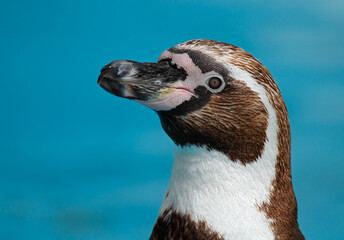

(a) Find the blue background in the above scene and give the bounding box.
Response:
[1,0,343,239]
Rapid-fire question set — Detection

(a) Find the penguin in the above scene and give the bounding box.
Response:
[98,39,304,240]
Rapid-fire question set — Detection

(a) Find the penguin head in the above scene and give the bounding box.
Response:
[98,40,231,114]
[98,39,281,163]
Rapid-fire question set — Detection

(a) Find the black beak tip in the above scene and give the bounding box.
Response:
[98,73,115,85]
[97,75,103,85]
[98,60,137,98]
[100,60,135,78]
[98,71,122,95]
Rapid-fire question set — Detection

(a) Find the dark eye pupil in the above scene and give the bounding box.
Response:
[208,77,221,89]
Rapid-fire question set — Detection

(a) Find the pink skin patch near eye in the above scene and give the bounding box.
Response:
[135,51,204,111]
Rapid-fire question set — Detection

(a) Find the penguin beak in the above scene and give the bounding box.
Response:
[98,60,188,101]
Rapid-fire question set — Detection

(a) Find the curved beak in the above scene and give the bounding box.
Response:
[98,60,187,101]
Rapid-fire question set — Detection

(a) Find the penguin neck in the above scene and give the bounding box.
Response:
[155,145,277,240]
[151,108,303,240]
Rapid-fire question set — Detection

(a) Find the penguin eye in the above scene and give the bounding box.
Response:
[207,77,222,89]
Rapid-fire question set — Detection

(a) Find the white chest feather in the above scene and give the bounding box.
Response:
[159,145,276,240]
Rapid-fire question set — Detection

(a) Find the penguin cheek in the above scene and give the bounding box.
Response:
[134,88,195,111]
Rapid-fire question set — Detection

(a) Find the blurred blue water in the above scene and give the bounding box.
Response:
[0,0,343,239]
